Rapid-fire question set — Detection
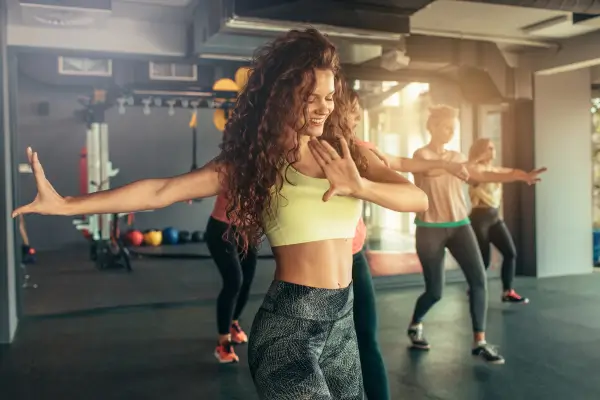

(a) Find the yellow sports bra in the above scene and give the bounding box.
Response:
[262,165,362,247]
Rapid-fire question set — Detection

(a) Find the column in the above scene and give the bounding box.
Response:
[0,0,18,344]
[534,69,593,277]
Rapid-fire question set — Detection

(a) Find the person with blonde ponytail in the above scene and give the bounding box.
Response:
[468,138,546,304]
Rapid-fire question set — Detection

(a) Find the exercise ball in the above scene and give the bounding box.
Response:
[191,231,203,243]
[235,67,251,90]
[144,230,162,247]
[162,227,179,245]
[212,78,239,92]
[213,109,227,132]
[179,230,191,244]
[126,230,144,246]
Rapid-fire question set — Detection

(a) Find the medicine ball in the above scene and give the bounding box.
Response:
[191,231,203,243]
[162,227,179,245]
[144,230,162,247]
[127,230,144,246]
[178,230,191,244]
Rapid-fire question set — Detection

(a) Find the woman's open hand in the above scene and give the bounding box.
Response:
[519,167,548,185]
[12,148,67,217]
[308,137,364,202]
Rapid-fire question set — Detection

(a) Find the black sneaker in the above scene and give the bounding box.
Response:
[472,343,505,364]
[502,290,529,304]
[407,325,431,350]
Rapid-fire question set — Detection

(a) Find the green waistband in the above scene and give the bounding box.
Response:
[414,217,471,228]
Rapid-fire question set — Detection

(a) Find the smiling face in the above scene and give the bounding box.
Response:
[298,68,335,137]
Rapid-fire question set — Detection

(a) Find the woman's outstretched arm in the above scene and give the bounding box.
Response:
[467,164,547,185]
[355,146,429,212]
[13,147,223,217]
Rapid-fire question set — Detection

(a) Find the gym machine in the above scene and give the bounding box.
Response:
[73,90,131,271]
[72,82,240,270]
[18,164,38,288]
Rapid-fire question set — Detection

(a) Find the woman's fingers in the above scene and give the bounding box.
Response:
[338,137,351,159]
[32,151,47,183]
[308,139,329,168]
[12,202,35,218]
[319,140,341,160]
[313,139,340,161]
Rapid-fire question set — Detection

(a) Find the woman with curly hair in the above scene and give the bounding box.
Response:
[13,28,428,399]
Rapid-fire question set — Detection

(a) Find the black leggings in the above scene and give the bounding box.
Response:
[352,250,390,400]
[205,216,258,335]
[412,224,488,332]
[248,281,363,399]
[470,207,517,292]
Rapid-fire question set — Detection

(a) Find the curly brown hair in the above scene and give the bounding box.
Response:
[216,28,366,253]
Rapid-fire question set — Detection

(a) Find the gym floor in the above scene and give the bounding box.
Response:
[20,246,278,316]
[2,271,600,399]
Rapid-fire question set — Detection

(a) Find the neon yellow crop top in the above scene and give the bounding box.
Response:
[262,165,362,247]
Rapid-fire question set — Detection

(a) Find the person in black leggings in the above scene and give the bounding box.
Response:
[206,193,258,363]
[352,229,389,399]
[468,138,546,304]
[347,91,390,399]
[349,90,473,398]
[407,105,516,364]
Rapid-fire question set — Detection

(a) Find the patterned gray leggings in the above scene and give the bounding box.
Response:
[248,280,364,399]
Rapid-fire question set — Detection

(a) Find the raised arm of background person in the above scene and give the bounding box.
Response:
[390,155,469,181]
[12,147,222,218]
[358,140,468,180]
[355,145,429,212]
[467,164,547,185]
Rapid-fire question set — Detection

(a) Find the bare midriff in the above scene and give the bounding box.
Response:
[271,238,353,289]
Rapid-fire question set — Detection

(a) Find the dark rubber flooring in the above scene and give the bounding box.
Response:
[21,245,472,317]
[20,247,278,316]
[3,272,600,399]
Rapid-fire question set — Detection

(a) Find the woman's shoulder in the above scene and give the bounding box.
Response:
[446,150,467,162]
[354,138,375,150]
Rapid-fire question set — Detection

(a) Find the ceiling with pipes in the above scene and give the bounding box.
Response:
[6,0,600,74]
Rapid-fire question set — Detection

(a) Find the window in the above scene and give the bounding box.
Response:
[149,62,197,82]
[58,57,112,77]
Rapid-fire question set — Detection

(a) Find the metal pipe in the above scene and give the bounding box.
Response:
[223,16,404,44]
[411,28,558,49]
[226,16,556,49]
[461,0,600,14]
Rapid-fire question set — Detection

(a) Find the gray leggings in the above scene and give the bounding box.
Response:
[411,224,488,332]
[248,281,363,399]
